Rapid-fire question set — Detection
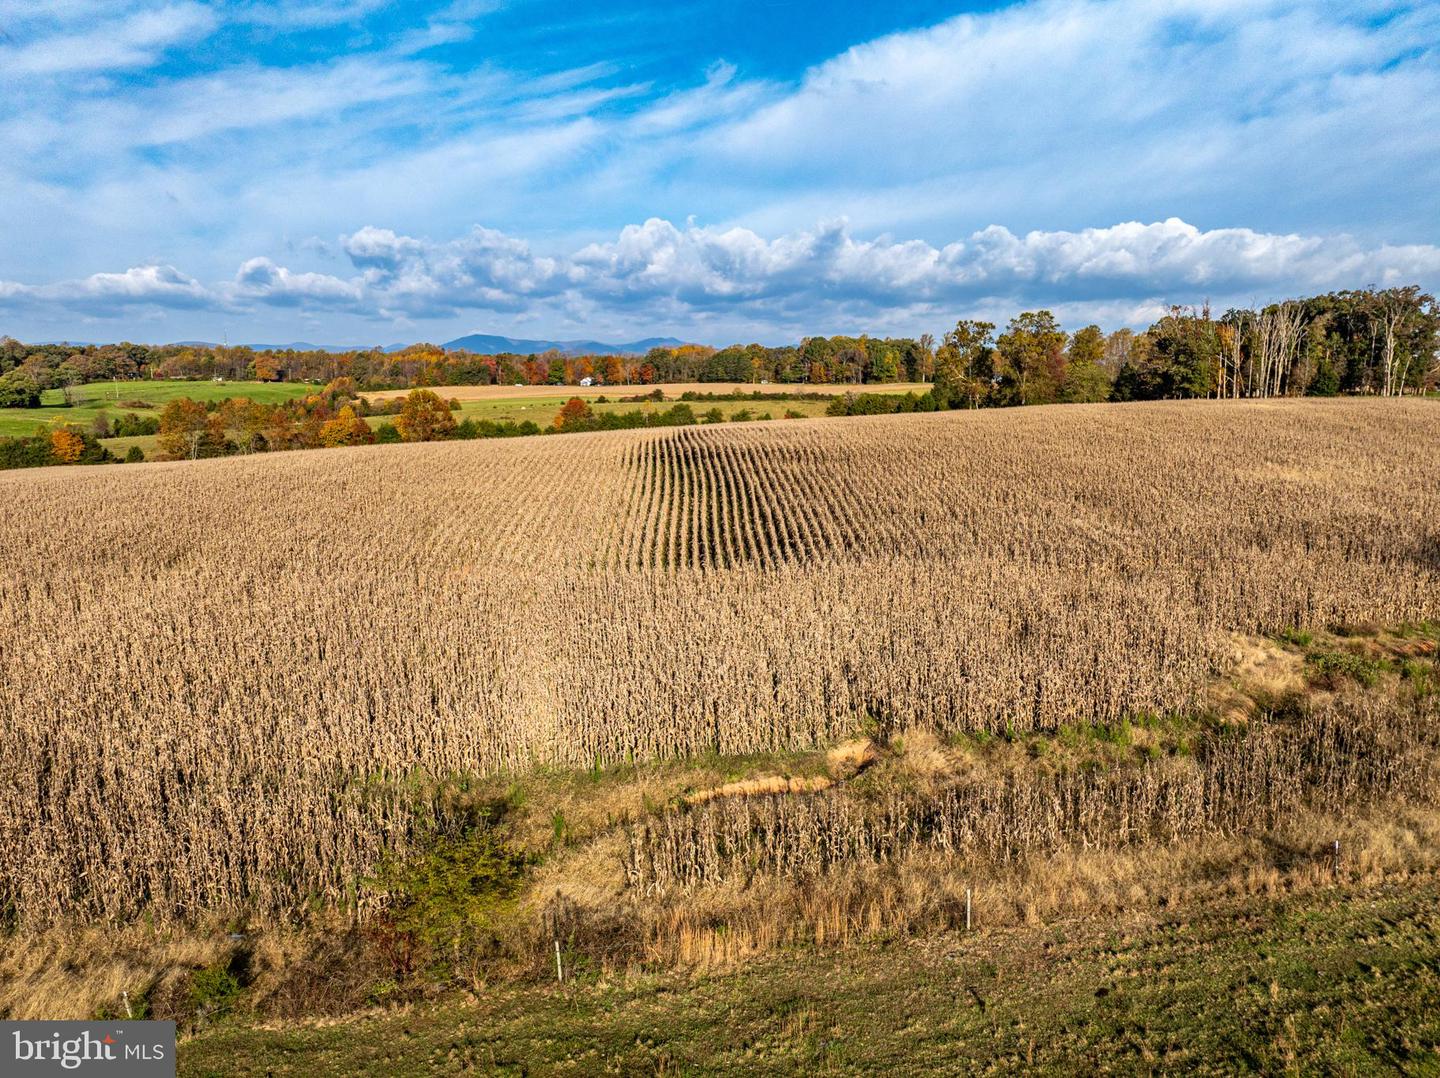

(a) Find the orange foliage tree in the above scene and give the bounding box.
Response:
[603,356,628,385]
[251,354,281,381]
[395,389,457,442]
[552,397,594,431]
[49,428,86,464]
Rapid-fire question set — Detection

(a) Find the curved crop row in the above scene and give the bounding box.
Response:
[0,399,1437,921]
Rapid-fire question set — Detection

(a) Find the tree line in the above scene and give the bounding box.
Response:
[2,285,1432,404]
[927,287,1438,409]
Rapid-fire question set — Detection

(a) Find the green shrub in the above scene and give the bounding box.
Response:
[0,371,41,408]
[113,412,160,437]
[1399,659,1435,697]
[369,818,529,976]
[188,960,244,1025]
[1096,719,1132,746]
[0,435,54,469]
[1306,649,1385,688]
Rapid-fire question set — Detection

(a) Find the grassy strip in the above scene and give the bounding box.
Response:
[179,882,1440,1076]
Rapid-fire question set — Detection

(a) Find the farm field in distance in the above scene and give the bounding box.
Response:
[0,378,924,460]
[362,381,932,402]
[359,381,931,429]
[0,378,317,457]
[1,397,1438,1074]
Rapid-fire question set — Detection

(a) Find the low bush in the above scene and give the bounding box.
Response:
[368,815,529,981]
[1306,649,1386,688]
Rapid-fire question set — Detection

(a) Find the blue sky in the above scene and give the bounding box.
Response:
[1,0,1438,345]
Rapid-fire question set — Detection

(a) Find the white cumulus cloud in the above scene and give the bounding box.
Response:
[3,218,1436,340]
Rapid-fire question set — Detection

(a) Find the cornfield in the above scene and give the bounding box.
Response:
[623,691,1440,893]
[0,398,1436,923]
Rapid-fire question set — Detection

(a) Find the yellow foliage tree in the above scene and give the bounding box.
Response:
[49,428,85,464]
[319,406,376,447]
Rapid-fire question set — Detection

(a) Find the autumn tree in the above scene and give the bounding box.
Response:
[49,428,86,464]
[321,377,358,404]
[320,405,376,447]
[251,353,281,382]
[395,389,457,442]
[603,355,628,385]
[1060,324,1112,402]
[552,397,594,431]
[933,320,995,408]
[214,397,277,452]
[157,398,228,460]
[996,311,1067,405]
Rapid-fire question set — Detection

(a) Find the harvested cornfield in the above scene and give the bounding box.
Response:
[1,398,1437,923]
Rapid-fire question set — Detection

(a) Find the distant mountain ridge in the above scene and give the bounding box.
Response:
[441,333,685,356]
[169,340,390,352]
[32,336,687,354]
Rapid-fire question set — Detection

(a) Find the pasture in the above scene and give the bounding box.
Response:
[362,380,931,402]
[366,389,846,432]
[0,378,315,439]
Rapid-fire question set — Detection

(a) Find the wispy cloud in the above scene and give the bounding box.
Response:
[0,0,1436,341]
[0,2,215,75]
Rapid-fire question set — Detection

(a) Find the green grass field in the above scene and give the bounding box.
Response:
[1,381,867,450]
[0,380,315,439]
[179,883,1440,1076]
[365,393,840,431]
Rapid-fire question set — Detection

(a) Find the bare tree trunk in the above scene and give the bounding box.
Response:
[1378,300,1403,397]
[1273,302,1303,397]
[1253,310,1274,398]
[1251,303,1303,398]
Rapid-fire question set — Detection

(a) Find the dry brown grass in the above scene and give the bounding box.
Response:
[1208,634,1306,720]
[825,738,879,779]
[684,775,833,805]
[0,398,1437,925]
